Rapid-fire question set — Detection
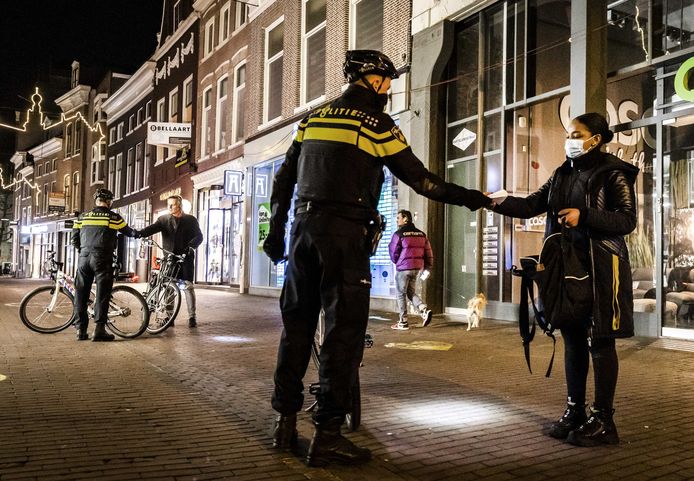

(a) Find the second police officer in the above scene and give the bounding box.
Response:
[263,50,492,466]
[71,188,138,342]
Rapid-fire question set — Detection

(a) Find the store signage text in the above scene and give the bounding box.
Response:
[155,32,194,86]
[148,122,192,146]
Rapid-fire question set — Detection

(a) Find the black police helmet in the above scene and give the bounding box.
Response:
[343,50,399,83]
[94,188,115,201]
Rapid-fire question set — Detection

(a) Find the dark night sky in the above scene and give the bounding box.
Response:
[0,0,165,112]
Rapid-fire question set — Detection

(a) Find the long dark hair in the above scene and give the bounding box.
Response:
[574,113,614,144]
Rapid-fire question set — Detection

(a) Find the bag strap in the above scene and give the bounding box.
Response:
[514,265,557,378]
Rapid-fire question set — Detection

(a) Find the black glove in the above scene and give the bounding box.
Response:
[263,229,286,263]
[187,246,195,256]
[133,230,142,239]
[463,189,493,212]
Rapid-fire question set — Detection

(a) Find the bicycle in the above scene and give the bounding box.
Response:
[306,309,373,432]
[140,238,186,334]
[19,250,150,339]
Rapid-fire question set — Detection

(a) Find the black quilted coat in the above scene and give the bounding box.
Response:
[495,150,639,339]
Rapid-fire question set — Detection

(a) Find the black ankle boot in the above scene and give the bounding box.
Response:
[306,417,371,467]
[566,406,619,447]
[76,323,89,341]
[272,413,298,450]
[548,403,587,439]
[92,323,115,342]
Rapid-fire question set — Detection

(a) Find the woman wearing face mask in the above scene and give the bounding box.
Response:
[489,112,639,446]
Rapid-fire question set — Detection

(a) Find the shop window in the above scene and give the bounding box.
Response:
[302,0,326,104]
[484,5,504,110]
[607,0,651,72]
[264,19,284,122]
[350,0,383,51]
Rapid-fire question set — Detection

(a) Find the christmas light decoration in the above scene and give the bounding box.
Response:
[0,87,106,201]
[0,87,106,142]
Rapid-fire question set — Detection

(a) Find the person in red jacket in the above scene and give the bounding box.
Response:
[388,209,433,329]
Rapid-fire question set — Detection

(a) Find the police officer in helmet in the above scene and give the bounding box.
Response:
[264,49,491,466]
[71,188,138,341]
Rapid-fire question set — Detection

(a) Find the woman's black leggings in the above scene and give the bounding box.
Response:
[561,322,618,410]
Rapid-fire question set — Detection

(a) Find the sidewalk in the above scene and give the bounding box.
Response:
[1,278,694,480]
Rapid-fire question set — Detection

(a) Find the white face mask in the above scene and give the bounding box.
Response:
[564,136,595,159]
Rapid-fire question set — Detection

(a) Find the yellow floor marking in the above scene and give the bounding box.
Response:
[384,341,453,351]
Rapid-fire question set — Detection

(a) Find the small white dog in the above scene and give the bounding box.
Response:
[466,293,487,331]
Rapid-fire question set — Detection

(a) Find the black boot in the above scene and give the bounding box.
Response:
[92,323,115,342]
[548,403,587,439]
[76,322,89,341]
[306,417,371,467]
[566,406,619,447]
[272,413,298,450]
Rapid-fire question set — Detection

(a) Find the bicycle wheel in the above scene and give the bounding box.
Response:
[146,280,181,334]
[106,285,150,339]
[345,372,361,432]
[19,285,75,333]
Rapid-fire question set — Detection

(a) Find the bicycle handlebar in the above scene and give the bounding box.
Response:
[141,238,187,260]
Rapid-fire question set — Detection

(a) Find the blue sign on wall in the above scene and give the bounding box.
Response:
[224,170,244,196]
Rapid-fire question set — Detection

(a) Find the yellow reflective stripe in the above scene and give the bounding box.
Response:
[612,254,620,330]
[360,126,392,140]
[308,117,362,127]
[296,128,305,143]
[303,127,358,145]
[73,221,82,229]
[109,219,126,229]
[80,219,110,227]
[357,137,409,157]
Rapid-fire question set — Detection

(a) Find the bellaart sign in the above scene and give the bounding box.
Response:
[147,122,192,146]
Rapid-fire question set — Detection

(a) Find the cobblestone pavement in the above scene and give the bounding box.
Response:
[2,278,694,480]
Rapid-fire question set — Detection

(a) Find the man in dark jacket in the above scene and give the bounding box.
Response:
[138,195,203,328]
[389,209,433,329]
[263,50,492,466]
[71,188,138,342]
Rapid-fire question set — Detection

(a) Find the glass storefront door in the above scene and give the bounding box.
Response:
[661,109,694,336]
[197,188,243,285]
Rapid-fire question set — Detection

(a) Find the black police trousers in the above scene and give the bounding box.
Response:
[271,213,372,423]
[73,251,114,326]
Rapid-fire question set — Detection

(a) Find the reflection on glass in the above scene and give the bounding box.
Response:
[448,20,479,122]
[607,0,651,71]
[663,114,694,329]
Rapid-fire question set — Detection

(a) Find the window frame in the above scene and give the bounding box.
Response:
[65,123,73,157]
[201,86,213,158]
[115,152,123,199]
[183,74,194,122]
[215,75,230,152]
[263,17,285,124]
[348,0,384,51]
[301,0,327,105]
[232,61,247,144]
[204,17,215,57]
[220,1,231,45]
[72,171,79,212]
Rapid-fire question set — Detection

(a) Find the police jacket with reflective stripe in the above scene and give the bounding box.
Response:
[269,85,489,229]
[71,206,136,253]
